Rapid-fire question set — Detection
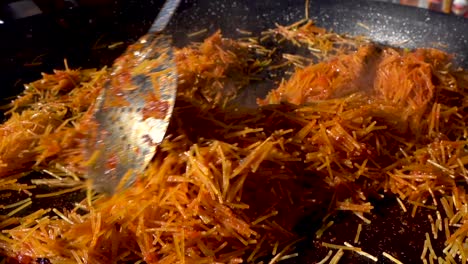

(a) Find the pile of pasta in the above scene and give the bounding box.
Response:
[0,20,467,263]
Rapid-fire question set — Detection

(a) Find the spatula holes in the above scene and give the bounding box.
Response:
[142,148,149,156]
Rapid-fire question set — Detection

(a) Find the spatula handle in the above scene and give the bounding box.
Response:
[149,0,182,33]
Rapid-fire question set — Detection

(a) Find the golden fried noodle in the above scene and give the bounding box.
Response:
[0,20,467,263]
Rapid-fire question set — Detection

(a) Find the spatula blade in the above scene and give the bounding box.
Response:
[86,34,177,194]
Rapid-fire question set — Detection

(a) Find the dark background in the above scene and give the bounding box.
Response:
[0,0,166,102]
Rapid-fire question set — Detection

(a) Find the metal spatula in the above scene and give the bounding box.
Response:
[86,0,181,194]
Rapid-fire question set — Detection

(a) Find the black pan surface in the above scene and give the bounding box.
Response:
[0,0,467,263]
[170,0,467,66]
